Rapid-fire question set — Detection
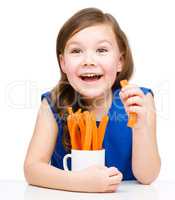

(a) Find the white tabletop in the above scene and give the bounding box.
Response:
[0,180,175,200]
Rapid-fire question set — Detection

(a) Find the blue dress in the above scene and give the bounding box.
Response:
[41,87,153,180]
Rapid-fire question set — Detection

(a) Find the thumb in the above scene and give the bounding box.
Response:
[106,167,119,177]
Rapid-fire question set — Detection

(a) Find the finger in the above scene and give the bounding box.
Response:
[119,91,125,103]
[122,88,144,100]
[121,84,138,92]
[109,172,123,184]
[109,173,123,185]
[126,105,145,114]
[125,96,144,107]
[121,87,145,101]
[106,167,119,177]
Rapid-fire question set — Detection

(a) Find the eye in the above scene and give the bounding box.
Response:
[70,48,82,54]
[97,48,108,53]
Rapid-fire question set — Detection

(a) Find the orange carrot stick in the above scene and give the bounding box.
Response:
[72,121,81,150]
[120,80,128,88]
[74,112,83,149]
[91,112,98,150]
[67,107,73,115]
[67,107,81,115]
[98,115,109,150]
[67,111,81,149]
[76,113,86,146]
[83,111,92,150]
[127,112,137,128]
[67,115,76,149]
[120,80,137,128]
[76,108,82,114]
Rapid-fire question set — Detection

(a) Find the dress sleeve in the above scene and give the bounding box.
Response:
[41,91,62,125]
[140,87,154,97]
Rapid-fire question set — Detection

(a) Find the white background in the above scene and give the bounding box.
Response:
[0,0,174,181]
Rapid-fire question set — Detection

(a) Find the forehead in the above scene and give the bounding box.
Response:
[66,24,117,46]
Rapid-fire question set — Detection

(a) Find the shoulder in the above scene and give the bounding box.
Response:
[41,91,52,102]
[139,87,154,97]
[139,87,155,109]
[39,94,58,131]
[41,91,62,125]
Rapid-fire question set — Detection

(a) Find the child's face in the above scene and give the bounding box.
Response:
[60,24,123,99]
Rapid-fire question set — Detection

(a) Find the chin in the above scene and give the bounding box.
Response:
[79,89,106,99]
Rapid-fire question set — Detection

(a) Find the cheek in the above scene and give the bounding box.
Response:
[107,66,117,82]
[102,58,117,76]
[64,59,77,75]
[63,58,80,89]
[64,54,83,72]
[102,59,118,86]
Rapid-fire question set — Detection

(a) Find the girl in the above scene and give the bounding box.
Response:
[24,7,161,193]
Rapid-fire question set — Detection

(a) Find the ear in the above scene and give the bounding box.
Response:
[117,53,124,72]
[59,54,66,73]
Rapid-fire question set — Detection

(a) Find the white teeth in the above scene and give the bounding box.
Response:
[80,73,102,77]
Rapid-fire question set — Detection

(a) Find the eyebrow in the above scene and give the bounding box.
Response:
[66,41,80,47]
[97,40,113,46]
[66,40,113,47]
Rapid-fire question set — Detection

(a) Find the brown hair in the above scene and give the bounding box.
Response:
[50,7,134,151]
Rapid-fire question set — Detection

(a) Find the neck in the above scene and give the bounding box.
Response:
[83,89,113,121]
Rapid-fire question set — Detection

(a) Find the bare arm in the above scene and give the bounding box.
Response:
[23,99,75,190]
[24,99,122,192]
[119,87,161,185]
[132,93,161,184]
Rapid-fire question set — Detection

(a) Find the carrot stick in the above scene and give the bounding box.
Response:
[67,107,73,115]
[74,112,83,149]
[82,111,92,150]
[67,111,81,149]
[67,115,76,149]
[120,80,128,88]
[98,115,109,150]
[76,108,82,114]
[127,112,137,127]
[91,112,98,150]
[72,121,81,150]
[120,80,137,128]
[76,113,86,146]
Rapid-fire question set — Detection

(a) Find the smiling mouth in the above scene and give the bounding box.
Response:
[79,74,103,82]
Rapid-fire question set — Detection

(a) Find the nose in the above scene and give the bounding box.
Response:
[81,51,96,66]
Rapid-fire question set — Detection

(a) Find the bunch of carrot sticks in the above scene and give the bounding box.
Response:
[67,107,109,150]
[66,80,136,150]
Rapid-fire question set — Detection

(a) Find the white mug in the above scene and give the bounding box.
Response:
[63,149,105,171]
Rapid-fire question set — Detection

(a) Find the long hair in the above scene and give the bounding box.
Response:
[50,7,134,151]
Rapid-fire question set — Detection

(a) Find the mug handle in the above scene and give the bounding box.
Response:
[63,154,71,171]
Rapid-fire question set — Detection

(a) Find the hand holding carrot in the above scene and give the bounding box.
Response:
[119,80,149,129]
[120,80,137,128]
